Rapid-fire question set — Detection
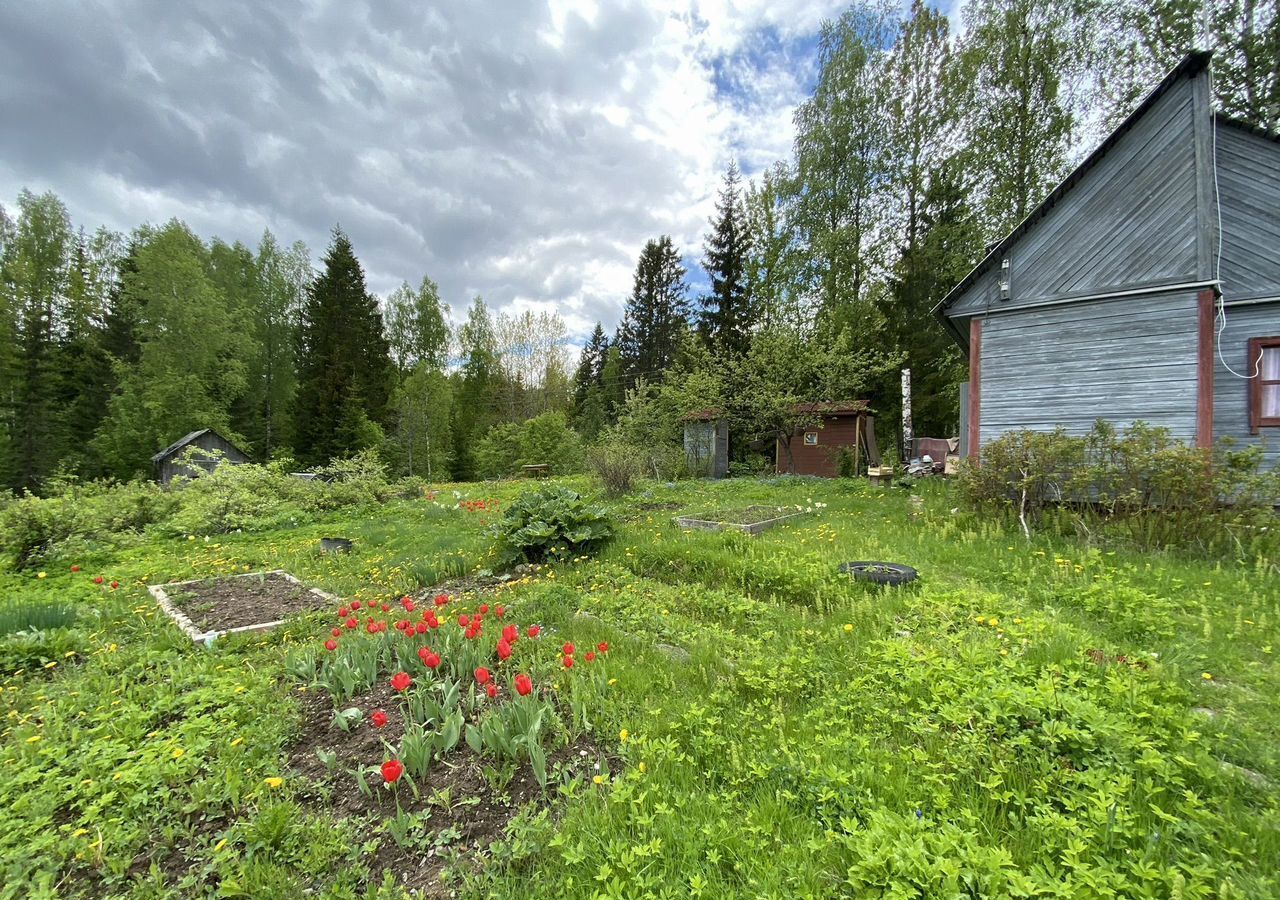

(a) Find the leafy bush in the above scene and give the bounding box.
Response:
[489,486,614,564]
[587,440,648,498]
[961,420,1279,554]
[474,412,585,479]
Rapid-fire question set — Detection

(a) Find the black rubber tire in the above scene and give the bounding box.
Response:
[838,561,918,586]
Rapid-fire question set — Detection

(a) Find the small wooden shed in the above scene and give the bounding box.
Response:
[682,409,729,478]
[152,429,249,485]
[777,402,880,477]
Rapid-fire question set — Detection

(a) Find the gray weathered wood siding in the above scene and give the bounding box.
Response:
[1215,123,1280,302]
[1213,301,1280,470]
[949,76,1199,318]
[980,290,1200,445]
[156,431,249,485]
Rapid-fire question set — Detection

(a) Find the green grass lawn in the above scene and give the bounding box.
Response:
[1,476,1277,898]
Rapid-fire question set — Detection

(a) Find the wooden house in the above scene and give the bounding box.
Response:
[151,429,249,485]
[776,402,880,477]
[935,51,1280,471]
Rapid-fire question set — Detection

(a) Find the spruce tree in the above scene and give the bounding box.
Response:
[615,236,690,385]
[571,321,610,439]
[699,162,753,355]
[293,228,392,465]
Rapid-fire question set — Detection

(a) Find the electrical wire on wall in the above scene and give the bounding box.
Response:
[1210,64,1266,380]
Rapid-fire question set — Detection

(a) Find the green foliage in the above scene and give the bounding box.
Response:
[474,412,584,480]
[587,440,648,498]
[962,421,1280,554]
[489,485,614,564]
[293,228,393,466]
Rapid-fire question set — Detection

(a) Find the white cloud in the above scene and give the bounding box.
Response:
[0,0,857,343]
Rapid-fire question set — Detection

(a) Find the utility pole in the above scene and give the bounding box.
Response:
[901,367,913,463]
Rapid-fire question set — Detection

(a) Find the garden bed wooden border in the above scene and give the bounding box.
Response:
[148,570,340,645]
[674,510,807,535]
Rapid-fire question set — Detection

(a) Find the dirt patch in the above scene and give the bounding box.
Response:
[288,685,608,896]
[169,572,329,632]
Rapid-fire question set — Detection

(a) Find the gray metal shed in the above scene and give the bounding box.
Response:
[151,429,250,485]
[935,51,1280,472]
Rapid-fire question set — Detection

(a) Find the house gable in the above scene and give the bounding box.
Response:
[940,53,1211,329]
[1215,117,1280,303]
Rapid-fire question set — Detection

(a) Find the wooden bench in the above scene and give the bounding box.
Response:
[521,464,550,478]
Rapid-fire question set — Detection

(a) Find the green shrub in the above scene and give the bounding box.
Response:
[474,412,585,479]
[489,485,614,564]
[587,440,647,497]
[0,493,89,569]
[962,420,1279,555]
[0,599,78,637]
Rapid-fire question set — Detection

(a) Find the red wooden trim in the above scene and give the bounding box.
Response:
[1196,289,1215,449]
[1249,336,1280,434]
[968,318,982,461]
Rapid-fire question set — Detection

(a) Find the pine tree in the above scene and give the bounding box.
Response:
[0,204,17,488]
[293,228,392,466]
[699,162,753,355]
[615,236,690,385]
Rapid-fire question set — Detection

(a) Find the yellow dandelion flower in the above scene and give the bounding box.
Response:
[619,729,629,743]
[171,748,185,759]
[638,762,646,773]
[1201,672,1213,681]
[592,775,605,785]
[843,623,853,633]
[214,838,228,852]
[37,572,46,579]
[24,735,41,743]
[263,777,284,789]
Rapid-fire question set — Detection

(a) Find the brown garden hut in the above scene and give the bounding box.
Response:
[151,428,249,485]
[776,401,880,477]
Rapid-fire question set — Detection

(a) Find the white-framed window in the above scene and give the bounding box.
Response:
[803,432,818,446]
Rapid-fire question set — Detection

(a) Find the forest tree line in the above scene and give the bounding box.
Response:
[1,0,1275,493]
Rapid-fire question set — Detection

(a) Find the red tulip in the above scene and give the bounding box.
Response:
[70,565,80,573]
[474,667,491,685]
[370,709,388,728]
[479,604,489,614]
[527,625,541,638]
[434,594,449,607]
[381,759,404,784]
[93,576,104,584]
[597,642,609,654]
[458,614,470,627]
[331,627,341,637]
[351,601,361,610]
[345,617,358,629]
[390,672,412,692]
[486,683,498,699]
[401,596,414,611]
[497,639,512,661]
[110,581,119,589]
[495,606,505,618]
[514,673,532,696]
[563,656,574,669]
[380,603,390,613]
[502,624,518,644]
[338,606,348,617]
[585,651,596,662]
[324,639,338,651]
[415,622,427,634]
[366,621,378,634]
[562,643,575,656]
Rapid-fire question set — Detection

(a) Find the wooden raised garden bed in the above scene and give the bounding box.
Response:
[149,570,339,644]
[675,505,808,535]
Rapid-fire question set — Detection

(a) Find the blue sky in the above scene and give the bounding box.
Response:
[0,0,964,351]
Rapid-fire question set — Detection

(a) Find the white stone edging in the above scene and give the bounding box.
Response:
[148,569,340,646]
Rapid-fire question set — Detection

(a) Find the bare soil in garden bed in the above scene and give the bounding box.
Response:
[168,572,327,632]
[288,684,607,896]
